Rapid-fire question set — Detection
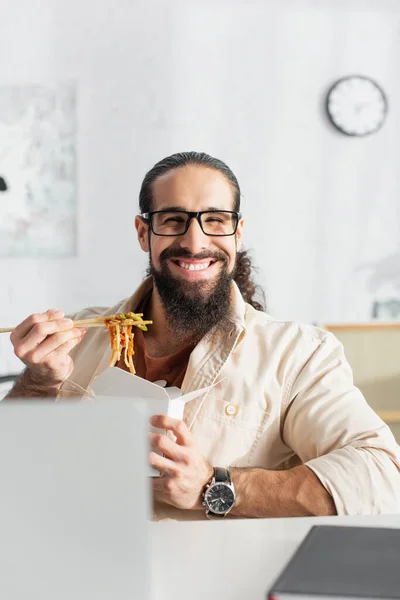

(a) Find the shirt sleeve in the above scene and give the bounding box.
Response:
[282,332,400,515]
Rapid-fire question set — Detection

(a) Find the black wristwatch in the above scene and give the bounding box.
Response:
[202,467,236,519]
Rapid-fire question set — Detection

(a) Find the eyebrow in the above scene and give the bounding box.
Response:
[156,206,228,212]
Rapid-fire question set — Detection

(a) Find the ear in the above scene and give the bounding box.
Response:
[235,216,244,251]
[135,216,150,253]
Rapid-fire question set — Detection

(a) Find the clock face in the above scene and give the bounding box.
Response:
[205,483,235,514]
[326,76,387,136]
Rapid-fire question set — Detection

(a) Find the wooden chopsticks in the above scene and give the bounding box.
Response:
[0,315,152,334]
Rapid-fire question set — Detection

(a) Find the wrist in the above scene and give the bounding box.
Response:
[229,467,270,517]
[193,464,214,511]
[25,368,63,394]
[229,468,246,516]
[4,369,61,399]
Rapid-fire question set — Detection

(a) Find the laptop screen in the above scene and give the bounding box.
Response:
[0,399,150,600]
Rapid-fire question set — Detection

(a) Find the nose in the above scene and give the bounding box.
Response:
[178,216,210,254]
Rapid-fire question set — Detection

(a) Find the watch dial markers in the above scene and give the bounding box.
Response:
[205,483,235,514]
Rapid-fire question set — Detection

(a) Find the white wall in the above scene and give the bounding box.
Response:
[1,0,400,374]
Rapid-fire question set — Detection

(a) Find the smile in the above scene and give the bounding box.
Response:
[175,260,214,271]
[170,259,218,276]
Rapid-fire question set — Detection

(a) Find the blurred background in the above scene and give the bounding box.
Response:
[0,0,399,438]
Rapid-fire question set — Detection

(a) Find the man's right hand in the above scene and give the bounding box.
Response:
[10,309,86,388]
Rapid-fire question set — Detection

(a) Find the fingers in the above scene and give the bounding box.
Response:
[150,415,192,446]
[13,317,75,360]
[51,334,86,358]
[8,309,85,387]
[149,432,187,462]
[32,337,83,377]
[11,309,64,343]
[149,451,177,476]
[25,329,85,364]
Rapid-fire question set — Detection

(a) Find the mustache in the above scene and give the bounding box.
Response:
[159,247,229,263]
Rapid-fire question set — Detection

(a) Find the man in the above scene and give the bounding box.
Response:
[6,152,400,521]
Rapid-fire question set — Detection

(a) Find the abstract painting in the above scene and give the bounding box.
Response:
[0,82,77,256]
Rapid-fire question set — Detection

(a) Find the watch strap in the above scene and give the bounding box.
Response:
[207,510,225,518]
[214,467,231,484]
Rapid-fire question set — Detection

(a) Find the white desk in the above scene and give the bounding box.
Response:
[150,514,400,600]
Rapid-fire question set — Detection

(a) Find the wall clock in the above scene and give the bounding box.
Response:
[326,75,387,136]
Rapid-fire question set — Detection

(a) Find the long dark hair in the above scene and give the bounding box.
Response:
[138,151,266,312]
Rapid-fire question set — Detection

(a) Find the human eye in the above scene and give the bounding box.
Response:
[204,212,229,223]
[159,212,186,224]
[165,215,185,223]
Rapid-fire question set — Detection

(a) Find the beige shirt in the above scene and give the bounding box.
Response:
[62,278,400,520]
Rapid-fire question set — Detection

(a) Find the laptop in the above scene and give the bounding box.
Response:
[267,525,400,599]
[0,398,150,600]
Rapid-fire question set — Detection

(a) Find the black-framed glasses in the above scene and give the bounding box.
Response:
[141,210,241,237]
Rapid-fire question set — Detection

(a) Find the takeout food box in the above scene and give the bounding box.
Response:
[90,367,213,476]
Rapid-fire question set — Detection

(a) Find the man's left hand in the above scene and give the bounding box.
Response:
[149,415,213,510]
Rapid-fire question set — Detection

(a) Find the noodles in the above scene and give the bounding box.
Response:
[105,312,152,375]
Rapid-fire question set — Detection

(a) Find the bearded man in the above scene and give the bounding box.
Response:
[7,152,400,520]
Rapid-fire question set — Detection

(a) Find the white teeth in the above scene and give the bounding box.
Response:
[178,261,211,271]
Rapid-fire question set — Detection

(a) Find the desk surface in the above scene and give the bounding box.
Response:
[150,514,400,600]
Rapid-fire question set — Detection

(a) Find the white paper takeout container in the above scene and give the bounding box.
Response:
[90,367,215,476]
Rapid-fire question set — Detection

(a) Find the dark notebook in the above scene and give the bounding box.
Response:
[267,525,400,600]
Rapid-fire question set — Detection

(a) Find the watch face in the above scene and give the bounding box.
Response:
[205,483,235,514]
[326,75,387,136]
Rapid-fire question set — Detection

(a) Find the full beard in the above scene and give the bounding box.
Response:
[148,247,235,344]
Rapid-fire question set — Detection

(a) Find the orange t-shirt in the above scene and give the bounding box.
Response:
[116,328,194,388]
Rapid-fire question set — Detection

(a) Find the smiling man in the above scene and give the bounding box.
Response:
[7,152,400,520]
[137,158,248,357]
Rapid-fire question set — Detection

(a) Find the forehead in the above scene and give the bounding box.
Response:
[151,165,235,211]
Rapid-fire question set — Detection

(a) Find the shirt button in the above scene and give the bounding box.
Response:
[225,404,238,416]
